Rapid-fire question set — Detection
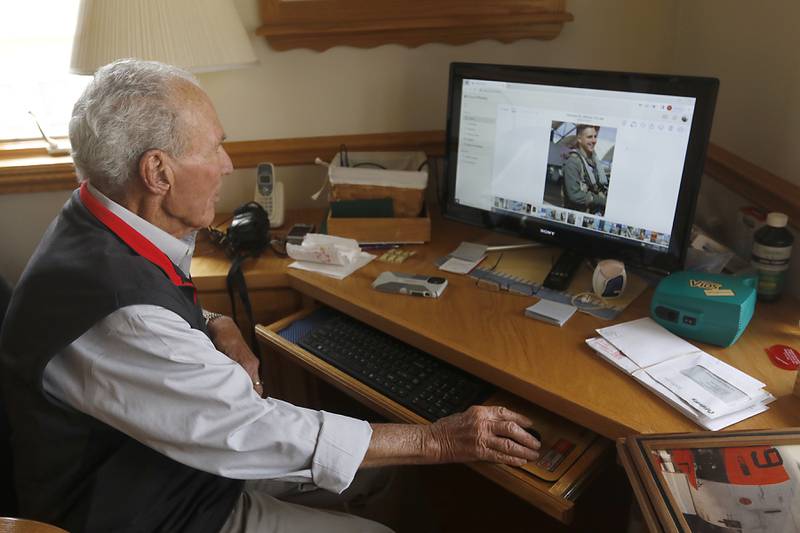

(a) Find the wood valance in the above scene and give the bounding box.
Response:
[256,0,573,51]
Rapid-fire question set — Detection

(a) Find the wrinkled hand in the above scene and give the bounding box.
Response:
[207,316,263,396]
[426,405,540,467]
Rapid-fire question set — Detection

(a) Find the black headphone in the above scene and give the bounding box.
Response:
[226,202,270,256]
[219,202,271,355]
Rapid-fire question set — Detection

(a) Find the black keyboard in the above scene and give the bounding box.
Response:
[295,310,492,421]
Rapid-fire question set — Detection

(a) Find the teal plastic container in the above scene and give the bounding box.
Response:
[650,271,756,347]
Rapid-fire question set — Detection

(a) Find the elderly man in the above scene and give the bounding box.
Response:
[0,60,540,532]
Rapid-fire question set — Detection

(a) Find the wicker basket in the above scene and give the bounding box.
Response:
[329,151,427,218]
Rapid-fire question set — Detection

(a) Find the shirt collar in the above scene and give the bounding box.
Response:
[85,183,196,276]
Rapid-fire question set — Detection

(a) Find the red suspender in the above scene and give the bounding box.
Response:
[79,182,197,303]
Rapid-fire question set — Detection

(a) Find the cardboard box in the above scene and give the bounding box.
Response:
[326,208,431,243]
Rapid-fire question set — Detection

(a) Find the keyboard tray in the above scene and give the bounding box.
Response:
[281,307,493,422]
[256,305,612,524]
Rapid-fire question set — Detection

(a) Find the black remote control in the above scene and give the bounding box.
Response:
[542,249,584,291]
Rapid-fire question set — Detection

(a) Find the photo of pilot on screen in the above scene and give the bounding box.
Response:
[544,122,616,217]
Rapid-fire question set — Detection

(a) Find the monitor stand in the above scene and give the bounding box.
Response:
[542,248,584,291]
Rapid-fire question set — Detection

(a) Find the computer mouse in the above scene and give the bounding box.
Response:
[525,427,542,442]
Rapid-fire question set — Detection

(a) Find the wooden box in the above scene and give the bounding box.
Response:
[326,208,431,243]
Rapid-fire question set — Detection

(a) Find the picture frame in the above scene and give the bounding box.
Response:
[619,429,800,532]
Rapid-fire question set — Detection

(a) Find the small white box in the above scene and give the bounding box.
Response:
[525,300,577,327]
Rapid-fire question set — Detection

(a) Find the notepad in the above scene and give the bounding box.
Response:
[438,242,487,274]
[525,300,577,327]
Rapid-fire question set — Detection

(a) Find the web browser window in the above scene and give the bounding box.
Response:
[454,79,697,250]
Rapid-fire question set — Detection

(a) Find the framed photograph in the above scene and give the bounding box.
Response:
[621,429,800,532]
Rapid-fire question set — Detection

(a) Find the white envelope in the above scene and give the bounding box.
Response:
[596,317,699,368]
[644,352,766,419]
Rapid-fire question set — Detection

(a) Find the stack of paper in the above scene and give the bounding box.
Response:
[586,317,773,430]
[286,234,375,280]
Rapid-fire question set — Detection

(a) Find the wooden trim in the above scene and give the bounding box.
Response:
[0,157,78,194]
[0,131,445,195]
[3,128,800,226]
[703,143,800,226]
[0,139,60,159]
[257,0,572,51]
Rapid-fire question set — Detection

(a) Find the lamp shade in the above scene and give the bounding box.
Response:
[70,0,258,75]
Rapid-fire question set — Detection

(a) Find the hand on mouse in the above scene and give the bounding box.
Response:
[425,405,541,467]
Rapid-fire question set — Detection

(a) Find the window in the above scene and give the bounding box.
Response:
[0,0,89,141]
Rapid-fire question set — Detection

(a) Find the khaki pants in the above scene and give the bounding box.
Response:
[219,469,395,533]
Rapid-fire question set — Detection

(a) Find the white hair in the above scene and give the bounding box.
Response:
[69,59,200,194]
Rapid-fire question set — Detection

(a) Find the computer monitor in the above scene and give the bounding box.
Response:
[443,62,718,279]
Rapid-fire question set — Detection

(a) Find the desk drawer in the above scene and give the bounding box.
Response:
[256,307,612,524]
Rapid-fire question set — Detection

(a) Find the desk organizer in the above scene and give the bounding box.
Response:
[326,150,430,243]
[328,151,427,217]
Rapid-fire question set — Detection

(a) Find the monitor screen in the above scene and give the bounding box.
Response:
[444,63,719,274]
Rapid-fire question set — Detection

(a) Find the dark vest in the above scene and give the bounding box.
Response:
[0,186,242,532]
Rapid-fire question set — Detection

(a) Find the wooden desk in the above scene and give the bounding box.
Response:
[192,209,800,522]
[286,233,800,439]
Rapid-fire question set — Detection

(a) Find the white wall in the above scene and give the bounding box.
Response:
[209,0,678,217]
[212,0,676,140]
[673,0,800,299]
[6,0,796,298]
[0,0,677,283]
[673,0,800,183]
[0,190,72,283]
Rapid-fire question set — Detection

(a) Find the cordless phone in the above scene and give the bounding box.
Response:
[254,162,285,228]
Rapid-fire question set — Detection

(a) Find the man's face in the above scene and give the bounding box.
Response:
[162,85,233,235]
[577,128,598,155]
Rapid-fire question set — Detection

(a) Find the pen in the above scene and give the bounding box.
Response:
[360,243,401,250]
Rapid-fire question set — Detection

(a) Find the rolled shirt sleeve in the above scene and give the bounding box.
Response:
[313,411,373,493]
[42,305,373,493]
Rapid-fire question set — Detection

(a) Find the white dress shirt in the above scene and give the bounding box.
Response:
[42,184,372,494]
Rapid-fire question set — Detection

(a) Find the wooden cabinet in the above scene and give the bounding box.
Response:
[199,286,301,338]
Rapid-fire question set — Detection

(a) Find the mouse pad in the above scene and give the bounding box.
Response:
[482,391,598,482]
[468,244,648,320]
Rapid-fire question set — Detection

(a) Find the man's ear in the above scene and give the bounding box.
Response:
[138,149,173,195]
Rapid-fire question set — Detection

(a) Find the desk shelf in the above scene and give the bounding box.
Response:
[256,307,612,524]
